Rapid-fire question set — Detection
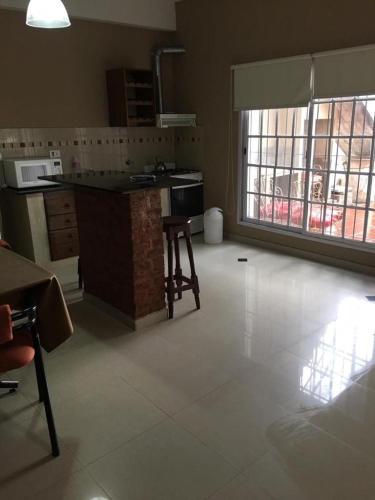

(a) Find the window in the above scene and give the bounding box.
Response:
[241,95,375,247]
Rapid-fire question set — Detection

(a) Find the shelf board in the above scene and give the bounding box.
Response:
[127,100,154,106]
[128,117,155,125]
[126,82,153,89]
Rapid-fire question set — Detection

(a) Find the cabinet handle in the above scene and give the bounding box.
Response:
[64,203,70,208]
[66,218,71,224]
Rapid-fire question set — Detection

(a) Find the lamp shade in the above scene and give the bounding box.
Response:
[26,0,71,29]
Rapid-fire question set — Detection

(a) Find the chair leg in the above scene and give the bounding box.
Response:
[185,231,201,310]
[166,235,174,319]
[0,380,19,393]
[174,235,183,300]
[31,325,60,458]
[33,357,44,403]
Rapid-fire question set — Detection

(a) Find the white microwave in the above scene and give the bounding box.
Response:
[2,157,63,189]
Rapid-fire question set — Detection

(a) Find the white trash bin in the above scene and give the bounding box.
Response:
[204,207,223,244]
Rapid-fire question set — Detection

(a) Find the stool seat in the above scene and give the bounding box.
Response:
[163,216,191,229]
[162,216,200,319]
[0,330,35,372]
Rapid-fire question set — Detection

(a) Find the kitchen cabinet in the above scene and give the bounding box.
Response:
[106,68,156,127]
[44,190,79,261]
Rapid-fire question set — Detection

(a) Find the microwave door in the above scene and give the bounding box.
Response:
[19,163,48,187]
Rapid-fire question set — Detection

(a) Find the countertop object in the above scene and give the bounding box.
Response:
[40,170,200,193]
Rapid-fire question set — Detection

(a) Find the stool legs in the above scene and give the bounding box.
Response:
[174,235,183,300]
[166,236,174,320]
[184,231,201,310]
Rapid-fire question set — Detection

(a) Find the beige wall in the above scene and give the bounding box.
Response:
[175,0,375,271]
[0,0,177,31]
[0,9,173,128]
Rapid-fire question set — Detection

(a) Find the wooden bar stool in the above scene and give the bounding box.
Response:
[163,216,200,319]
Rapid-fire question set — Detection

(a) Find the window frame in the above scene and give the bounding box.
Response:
[238,97,375,253]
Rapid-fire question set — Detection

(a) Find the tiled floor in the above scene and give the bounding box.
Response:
[1,237,375,499]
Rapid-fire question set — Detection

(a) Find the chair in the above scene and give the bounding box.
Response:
[0,305,60,457]
[0,239,11,250]
[163,216,200,319]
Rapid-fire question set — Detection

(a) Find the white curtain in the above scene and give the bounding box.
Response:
[313,45,375,99]
[232,55,312,111]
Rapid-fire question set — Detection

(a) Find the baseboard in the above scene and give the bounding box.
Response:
[226,232,375,277]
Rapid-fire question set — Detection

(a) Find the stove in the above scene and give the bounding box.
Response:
[168,171,204,235]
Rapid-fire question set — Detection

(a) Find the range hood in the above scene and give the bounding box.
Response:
[156,114,196,128]
[153,46,197,128]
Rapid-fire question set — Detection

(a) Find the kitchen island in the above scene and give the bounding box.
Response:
[41,171,199,329]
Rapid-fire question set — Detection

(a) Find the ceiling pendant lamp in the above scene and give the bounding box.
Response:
[26,0,71,29]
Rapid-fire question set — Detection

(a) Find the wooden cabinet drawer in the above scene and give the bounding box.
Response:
[48,213,77,231]
[49,228,79,261]
[50,240,79,261]
[44,190,76,216]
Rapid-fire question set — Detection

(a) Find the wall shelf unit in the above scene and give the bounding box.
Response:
[106,68,156,127]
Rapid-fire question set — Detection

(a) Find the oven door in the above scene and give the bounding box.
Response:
[170,183,204,217]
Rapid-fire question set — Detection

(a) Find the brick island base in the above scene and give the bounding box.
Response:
[75,187,166,329]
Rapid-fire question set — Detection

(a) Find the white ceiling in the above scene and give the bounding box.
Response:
[0,0,178,31]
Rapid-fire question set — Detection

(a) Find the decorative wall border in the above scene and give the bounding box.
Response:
[0,129,202,151]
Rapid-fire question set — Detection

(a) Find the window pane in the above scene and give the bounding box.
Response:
[259,167,275,194]
[277,138,293,167]
[262,109,277,136]
[312,138,330,170]
[344,208,366,241]
[261,138,277,166]
[332,101,353,136]
[290,170,306,199]
[350,137,372,172]
[249,110,261,136]
[353,99,375,136]
[247,193,259,219]
[330,138,349,171]
[348,174,368,207]
[248,137,260,164]
[324,208,343,238]
[290,200,304,228]
[366,211,375,243]
[307,203,325,234]
[293,138,307,168]
[313,102,332,135]
[259,195,273,221]
[273,198,289,225]
[247,166,260,192]
[277,108,294,136]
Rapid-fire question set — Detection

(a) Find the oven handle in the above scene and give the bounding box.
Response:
[171,182,204,190]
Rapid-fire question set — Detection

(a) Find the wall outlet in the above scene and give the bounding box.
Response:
[49,150,61,159]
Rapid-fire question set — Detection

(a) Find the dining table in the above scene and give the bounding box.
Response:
[0,247,73,352]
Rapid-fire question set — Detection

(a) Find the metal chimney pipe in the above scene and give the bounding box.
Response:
[153,46,186,114]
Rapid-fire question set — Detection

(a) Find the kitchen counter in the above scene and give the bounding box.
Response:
[40,170,186,329]
[40,170,200,193]
[4,185,67,195]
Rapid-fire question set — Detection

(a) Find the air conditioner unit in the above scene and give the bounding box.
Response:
[156,113,197,128]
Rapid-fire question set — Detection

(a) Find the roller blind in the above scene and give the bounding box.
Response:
[314,45,375,99]
[232,55,312,111]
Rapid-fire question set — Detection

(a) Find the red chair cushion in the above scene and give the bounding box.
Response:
[0,240,11,250]
[0,305,13,345]
[0,330,35,373]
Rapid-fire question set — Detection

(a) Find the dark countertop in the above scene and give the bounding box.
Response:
[4,184,67,195]
[39,170,200,194]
